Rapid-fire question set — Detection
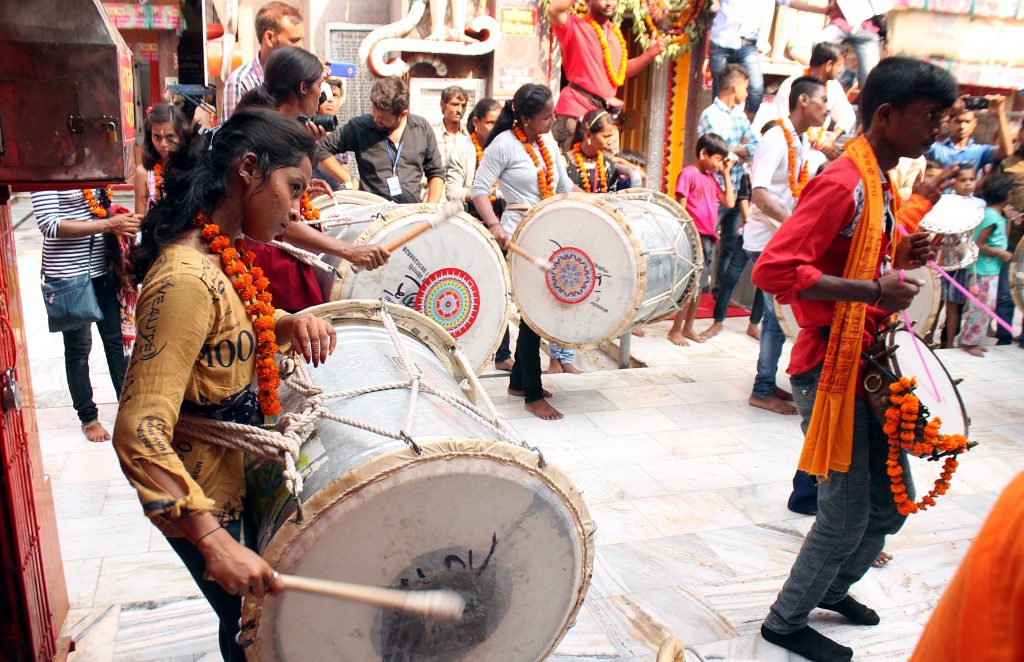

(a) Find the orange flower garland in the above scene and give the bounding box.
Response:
[513,124,555,200]
[776,119,810,199]
[571,142,608,193]
[152,164,163,202]
[300,192,320,222]
[883,377,969,515]
[471,132,498,202]
[83,186,114,218]
[585,15,627,88]
[195,211,282,418]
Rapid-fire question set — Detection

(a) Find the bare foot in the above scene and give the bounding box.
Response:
[81,420,111,442]
[560,362,584,374]
[700,321,724,341]
[525,399,564,420]
[631,326,646,337]
[748,394,797,415]
[746,322,761,341]
[872,551,893,568]
[508,387,553,398]
[774,387,794,402]
[494,359,514,371]
[547,358,563,374]
[667,329,690,346]
[961,345,986,357]
[683,328,705,344]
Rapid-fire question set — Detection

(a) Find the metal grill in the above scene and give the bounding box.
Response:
[326,26,379,125]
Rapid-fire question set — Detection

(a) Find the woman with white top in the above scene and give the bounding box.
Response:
[471,84,572,421]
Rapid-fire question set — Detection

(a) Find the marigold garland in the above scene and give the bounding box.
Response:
[883,377,969,516]
[152,164,164,202]
[585,15,627,88]
[83,186,114,218]
[776,119,810,199]
[571,142,608,193]
[513,124,555,199]
[471,132,498,202]
[195,211,282,418]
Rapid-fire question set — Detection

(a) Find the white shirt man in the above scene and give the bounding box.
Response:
[745,115,809,253]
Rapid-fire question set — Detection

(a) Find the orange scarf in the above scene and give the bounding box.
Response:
[798,135,898,476]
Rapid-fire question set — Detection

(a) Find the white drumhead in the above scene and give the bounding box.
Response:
[918,194,985,234]
[902,267,940,336]
[511,194,642,347]
[890,329,968,437]
[311,189,392,209]
[336,207,511,374]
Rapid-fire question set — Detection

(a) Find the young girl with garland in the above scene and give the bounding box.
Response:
[113,109,336,661]
[471,84,573,420]
[134,103,189,214]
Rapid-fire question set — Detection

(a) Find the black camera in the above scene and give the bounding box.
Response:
[962,96,989,111]
[298,114,339,132]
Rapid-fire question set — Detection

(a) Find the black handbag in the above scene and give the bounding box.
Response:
[41,236,103,332]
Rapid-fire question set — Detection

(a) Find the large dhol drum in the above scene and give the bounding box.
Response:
[918,194,984,270]
[510,190,703,348]
[1011,236,1024,312]
[311,198,512,374]
[311,189,392,208]
[241,301,594,661]
[776,266,940,341]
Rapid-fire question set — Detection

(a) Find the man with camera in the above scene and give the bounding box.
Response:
[317,77,445,204]
[926,95,1014,172]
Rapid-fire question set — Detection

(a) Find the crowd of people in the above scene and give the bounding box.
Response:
[26,0,1024,661]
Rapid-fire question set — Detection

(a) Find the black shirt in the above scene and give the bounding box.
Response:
[318,113,444,203]
[563,149,619,193]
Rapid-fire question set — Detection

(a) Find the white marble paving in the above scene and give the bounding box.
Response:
[9,210,1024,661]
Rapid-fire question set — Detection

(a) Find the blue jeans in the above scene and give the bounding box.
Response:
[713,204,744,294]
[764,365,913,634]
[748,252,785,398]
[994,260,1022,346]
[548,344,576,364]
[819,24,880,87]
[709,40,764,115]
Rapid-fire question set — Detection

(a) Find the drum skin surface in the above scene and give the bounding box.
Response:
[510,190,702,348]
[918,195,984,270]
[242,301,594,662]
[1011,236,1024,313]
[312,199,512,374]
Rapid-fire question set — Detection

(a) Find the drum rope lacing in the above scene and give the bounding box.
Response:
[630,194,702,308]
[268,240,343,277]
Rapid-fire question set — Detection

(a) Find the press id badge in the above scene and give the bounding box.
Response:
[387,176,402,197]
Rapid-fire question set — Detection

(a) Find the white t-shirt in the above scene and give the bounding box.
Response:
[773,77,856,137]
[745,117,808,252]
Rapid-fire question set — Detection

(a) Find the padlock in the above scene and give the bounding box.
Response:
[2,368,22,412]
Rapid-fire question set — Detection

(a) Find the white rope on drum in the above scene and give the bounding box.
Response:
[268,240,342,277]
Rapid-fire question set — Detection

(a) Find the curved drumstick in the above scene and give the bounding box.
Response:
[277,573,465,621]
[351,203,460,273]
[508,242,552,271]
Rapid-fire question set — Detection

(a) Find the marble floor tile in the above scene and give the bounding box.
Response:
[57,513,152,561]
[113,597,218,660]
[719,448,802,485]
[715,481,807,526]
[724,419,803,452]
[58,448,128,484]
[585,407,680,436]
[62,557,102,609]
[597,534,735,595]
[587,500,663,546]
[52,480,108,519]
[41,452,69,484]
[649,427,751,459]
[696,524,805,577]
[657,401,760,431]
[663,380,749,405]
[599,384,686,410]
[94,551,202,605]
[510,413,606,444]
[568,464,668,504]
[616,366,695,387]
[641,456,751,494]
[697,571,788,636]
[885,539,972,590]
[573,433,674,468]
[546,605,621,660]
[64,605,121,662]
[631,492,754,537]
[102,478,144,517]
[547,371,631,392]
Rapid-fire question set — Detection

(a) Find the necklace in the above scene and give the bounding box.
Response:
[776,119,810,198]
[571,142,608,193]
[152,164,164,202]
[300,192,320,222]
[513,124,555,199]
[585,15,627,88]
[194,211,282,419]
[471,133,498,202]
[83,186,114,218]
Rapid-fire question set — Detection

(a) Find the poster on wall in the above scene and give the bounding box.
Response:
[491,0,547,98]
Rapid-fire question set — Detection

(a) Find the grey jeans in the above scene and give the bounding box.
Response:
[764,364,914,634]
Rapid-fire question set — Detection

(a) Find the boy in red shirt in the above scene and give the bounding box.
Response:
[669,133,735,346]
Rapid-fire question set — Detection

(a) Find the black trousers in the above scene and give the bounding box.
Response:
[495,326,512,363]
[58,275,128,423]
[508,320,544,402]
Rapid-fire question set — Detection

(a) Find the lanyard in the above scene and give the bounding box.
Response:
[385,139,404,175]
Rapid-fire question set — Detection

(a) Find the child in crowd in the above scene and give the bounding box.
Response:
[960,173,1014,356]
[134,104,188,214]
[668,133,735,346]
[613,149,647,190]
[941,164,981,349]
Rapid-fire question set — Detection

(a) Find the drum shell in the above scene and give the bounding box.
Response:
[242,301,594,662]
[510,190,702,348]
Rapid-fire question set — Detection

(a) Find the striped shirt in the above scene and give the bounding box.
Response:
[31,190,108,279]
[698,97,759,191]
[221,57,264,121]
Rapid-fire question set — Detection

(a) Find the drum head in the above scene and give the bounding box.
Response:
[902,267,940,336]
[334,206,512,374]
[890,329,969,438]
[919,194,985,234]
[1011,236,1024,312]
[511,193,643,347]
[311,189,392,209]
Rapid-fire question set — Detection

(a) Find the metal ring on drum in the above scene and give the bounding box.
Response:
[1011,235,1024,313]
[509,190,703,348]
[241,300,594,661]
[312,201,513,375]
[918,194,985,270]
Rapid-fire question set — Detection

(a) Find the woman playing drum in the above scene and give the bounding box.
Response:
[112,109,337,661]
[471,84,573,420]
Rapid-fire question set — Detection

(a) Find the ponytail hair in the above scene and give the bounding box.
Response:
[571,109,614,146]
[485,83,553,147]
[234,46,322,113]
[132,109,317,283]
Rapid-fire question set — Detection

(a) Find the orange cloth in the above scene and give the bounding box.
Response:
[896,193,933,233]
[798,136,897,476]
[911,471,1024,661]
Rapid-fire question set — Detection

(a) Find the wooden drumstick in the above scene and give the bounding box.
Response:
[508,242,552,272]
[350,203,459,273]
[277,573,465,621]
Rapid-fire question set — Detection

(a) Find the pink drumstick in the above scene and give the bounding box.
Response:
[895,267,942,402]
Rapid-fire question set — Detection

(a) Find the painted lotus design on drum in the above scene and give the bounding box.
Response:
[546,246,597,304]
[415,267,481,338]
